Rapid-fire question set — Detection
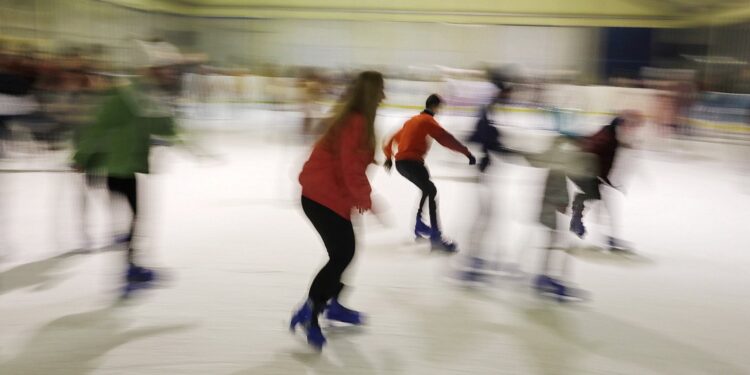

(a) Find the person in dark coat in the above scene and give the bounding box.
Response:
[568,111,643,250]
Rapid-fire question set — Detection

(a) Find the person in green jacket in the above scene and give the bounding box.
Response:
[73,40,183,296]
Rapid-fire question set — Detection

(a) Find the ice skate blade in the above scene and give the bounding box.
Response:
[119,281,157,300]
[609,246,636,254]
[431,247,458,255]
[119,269,170,300]
[535,288,588,303]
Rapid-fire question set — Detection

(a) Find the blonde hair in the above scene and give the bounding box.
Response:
[319,71,383,152]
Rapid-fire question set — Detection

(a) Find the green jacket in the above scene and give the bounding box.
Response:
[73,82,177,177]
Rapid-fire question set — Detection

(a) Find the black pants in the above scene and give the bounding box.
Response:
[396,160,439,234]
[302,196,355,322]
[0,116,10,139]
[570,176,601,217]
[107,175,138,264]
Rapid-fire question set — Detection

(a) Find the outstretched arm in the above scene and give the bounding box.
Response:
[427,121,472,158]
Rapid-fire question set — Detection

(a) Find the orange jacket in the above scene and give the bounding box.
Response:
[299,113,374,220]
[383,111,470,162]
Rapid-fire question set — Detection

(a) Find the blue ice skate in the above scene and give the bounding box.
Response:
[460,257,486,282]
[431,232,458,253]
[534,275,584,303]
[304,323,326,351]
[325,299,365,325]
[569,215,586,238]
[290,300,326,350]
[122,265,157,298]
[535,275,564,294]
[290,300,313,332]
[115,233,133,244]
[414,218,432,240]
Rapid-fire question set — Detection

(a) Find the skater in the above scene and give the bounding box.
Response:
[54,64,111,251]
[461,85,515,281]
[567,111,643,251]
[523,136,598,301]
[383,94,476,252]
[72,40,182,297]
[290,71,385,350]
[470,85,514,173]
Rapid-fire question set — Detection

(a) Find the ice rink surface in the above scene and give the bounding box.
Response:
[1,108,750,374]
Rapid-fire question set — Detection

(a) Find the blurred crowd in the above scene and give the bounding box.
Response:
[1,36,749,163]
[0,43,114,154]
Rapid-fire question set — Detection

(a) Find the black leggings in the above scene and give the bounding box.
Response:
[570,176,601,217]
[396,160,439,234]
[302,196,355,321]
[107,176,137,263]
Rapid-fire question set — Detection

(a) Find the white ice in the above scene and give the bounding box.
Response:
[1,108,750,374]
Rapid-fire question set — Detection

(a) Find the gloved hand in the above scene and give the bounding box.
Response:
[467,153,477,165]
[478,156,490,172]
[383,159,393,172]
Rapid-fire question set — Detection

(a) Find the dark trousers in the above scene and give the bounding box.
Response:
[0,116,11,156]
[396,160,439,234]
[107,175,137,264]
[302,196,355,322]
[570,176,601,217]
[0,116,10,139]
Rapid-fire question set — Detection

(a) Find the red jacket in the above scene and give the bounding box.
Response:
[383,112,470,162]
[299,113,374,220]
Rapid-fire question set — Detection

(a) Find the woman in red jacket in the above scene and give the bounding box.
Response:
[290,71,385,350]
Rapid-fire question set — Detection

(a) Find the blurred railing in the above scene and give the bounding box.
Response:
[178,73,750,141]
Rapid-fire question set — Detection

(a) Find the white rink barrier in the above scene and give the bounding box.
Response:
[182,74,661,115]
[179,74,749,140]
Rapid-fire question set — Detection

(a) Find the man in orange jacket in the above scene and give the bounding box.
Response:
[383,94,475,252]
